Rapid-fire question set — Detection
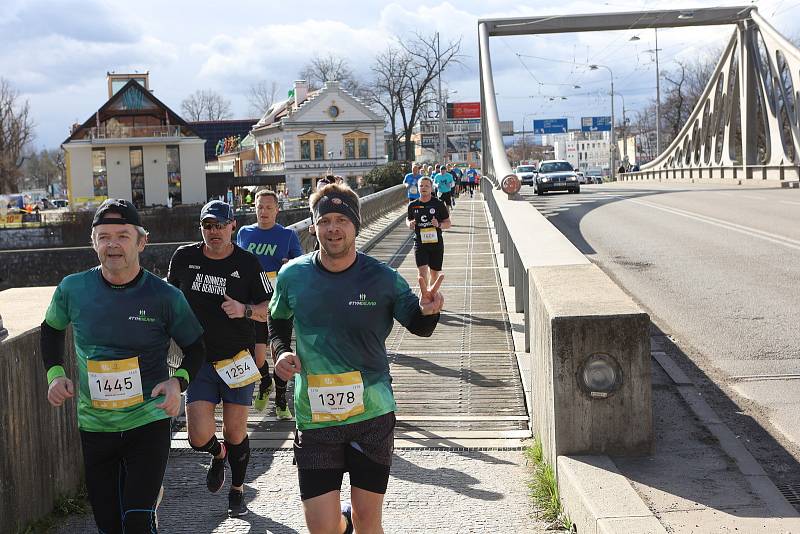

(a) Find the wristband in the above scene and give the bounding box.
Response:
[47,365,66,385]
[174,368,190,392]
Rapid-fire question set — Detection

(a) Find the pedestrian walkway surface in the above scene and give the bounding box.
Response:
[55,195,552,533]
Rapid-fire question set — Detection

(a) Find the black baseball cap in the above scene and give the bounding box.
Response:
[92,199,143,227]
[200,200,234,223]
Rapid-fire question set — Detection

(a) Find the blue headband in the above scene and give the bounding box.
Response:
[312,191,361,235]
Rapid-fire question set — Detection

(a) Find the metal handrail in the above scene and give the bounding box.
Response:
[288,184,406,253]
[478,22,513,187]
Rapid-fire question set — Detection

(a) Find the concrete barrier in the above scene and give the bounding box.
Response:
[481,179,653,467]
[0,326,83,534]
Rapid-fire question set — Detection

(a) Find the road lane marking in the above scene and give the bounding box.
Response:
[780,200,800,206]
[626,198,800,251]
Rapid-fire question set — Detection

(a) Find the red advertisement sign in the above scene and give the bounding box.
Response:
[448,102,481,119]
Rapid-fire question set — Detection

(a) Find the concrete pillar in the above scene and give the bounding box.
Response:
[530,264,653,469]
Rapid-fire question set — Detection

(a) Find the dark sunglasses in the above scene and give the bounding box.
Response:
[201,221,229,231]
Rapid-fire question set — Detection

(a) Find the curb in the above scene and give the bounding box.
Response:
[558,455,666,534]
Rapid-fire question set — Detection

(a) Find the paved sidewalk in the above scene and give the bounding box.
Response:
[55,449,546,533]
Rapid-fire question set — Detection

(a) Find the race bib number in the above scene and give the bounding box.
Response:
[87,356,144,410]
[307,371,365,422]
[214,350,261,388]
[420,227,439,244]
[409,185,418,195]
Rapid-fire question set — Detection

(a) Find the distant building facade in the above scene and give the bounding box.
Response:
[245,80,386,196]
[62,73,206,209]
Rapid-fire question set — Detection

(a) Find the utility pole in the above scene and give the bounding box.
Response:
[436,32,447,164]
[655,28,662,155]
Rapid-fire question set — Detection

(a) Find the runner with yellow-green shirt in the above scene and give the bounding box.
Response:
[270,183,444,533]
[41,199,205,534]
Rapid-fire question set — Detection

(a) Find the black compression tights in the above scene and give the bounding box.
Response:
[80,418,171,534]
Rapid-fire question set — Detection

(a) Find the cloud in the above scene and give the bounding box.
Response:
[1,0,140,43]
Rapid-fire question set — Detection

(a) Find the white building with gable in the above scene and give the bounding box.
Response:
[250,80,387,196]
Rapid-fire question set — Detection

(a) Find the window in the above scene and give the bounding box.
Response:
[273,141,281,162]
[130,147,145,208]
[298,132,325,160]
[167,145,181,205]
[92,148,107,198]
[343,131,369,159]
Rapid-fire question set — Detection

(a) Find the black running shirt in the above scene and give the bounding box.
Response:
[167,243,271,362]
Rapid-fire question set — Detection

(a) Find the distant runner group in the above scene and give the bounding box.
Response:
[41,176,444,533]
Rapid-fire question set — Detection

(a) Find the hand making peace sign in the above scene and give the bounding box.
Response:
[419,274,445,315]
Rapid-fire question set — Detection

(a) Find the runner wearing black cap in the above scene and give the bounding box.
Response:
[41,199,206,533]
[167,200,272,517]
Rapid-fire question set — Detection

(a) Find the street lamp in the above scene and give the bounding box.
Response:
[630,30,663,155]
[589,64,616,181]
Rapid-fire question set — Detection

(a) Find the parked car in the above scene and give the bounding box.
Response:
[515,165,538,186]
[534,160,580,195]
[576,171,586,184]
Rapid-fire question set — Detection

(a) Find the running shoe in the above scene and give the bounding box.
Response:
[253,378,273,412]
[275,398,293,420]
[206,454,226,493]
[227,489,248,517]
[341,501,354,534]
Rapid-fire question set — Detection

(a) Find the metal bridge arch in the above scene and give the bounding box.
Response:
[478,7,800,184]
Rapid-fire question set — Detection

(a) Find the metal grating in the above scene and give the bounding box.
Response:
[776,483,800,511]
[173,194,531,450]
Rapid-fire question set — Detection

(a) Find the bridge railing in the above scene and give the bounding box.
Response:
[479,19,653,470]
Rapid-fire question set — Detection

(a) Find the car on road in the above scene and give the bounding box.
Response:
[515,165,538,186]
[576,171,586,184]
[534,160,580,195]
[586,171,603,184]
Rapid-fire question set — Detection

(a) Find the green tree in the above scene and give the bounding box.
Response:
[363,161,407,191]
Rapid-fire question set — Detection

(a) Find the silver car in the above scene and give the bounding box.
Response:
[534,160,580,195]
[515,165,537,186]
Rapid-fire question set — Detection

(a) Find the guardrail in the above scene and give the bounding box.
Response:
[288,184,406,252]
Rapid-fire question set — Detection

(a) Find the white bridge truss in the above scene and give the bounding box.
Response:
[630,10,800,182]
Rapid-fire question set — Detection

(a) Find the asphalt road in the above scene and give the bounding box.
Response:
[520,181,800,481]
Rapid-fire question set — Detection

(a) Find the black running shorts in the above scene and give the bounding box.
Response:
[415,244,444,271]
[294,412,396,500]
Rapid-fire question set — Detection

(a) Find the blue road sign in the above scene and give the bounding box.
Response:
[533,118,568,134]
[581,116,611,132]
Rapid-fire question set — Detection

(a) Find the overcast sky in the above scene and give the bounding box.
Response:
[4,0,799,149]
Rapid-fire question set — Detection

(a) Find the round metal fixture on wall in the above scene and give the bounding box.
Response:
[501,174,521,195]
[327,105,340,118]
[577,353,623,399]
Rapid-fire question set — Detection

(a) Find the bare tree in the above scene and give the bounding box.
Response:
[299,53,365,97]
[365,46,412,160]
[0,78,34,194]
[181,89,233,121]
[248,80,280,117]
[395,32,462,163]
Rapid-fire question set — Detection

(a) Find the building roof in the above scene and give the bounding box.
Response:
[189,119,259,161]
[63,78,198,145]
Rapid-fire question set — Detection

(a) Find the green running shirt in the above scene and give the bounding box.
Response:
[45,267,204,432]
[270,252,419,430]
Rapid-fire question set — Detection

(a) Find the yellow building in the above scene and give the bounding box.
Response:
[62,74,206,210]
